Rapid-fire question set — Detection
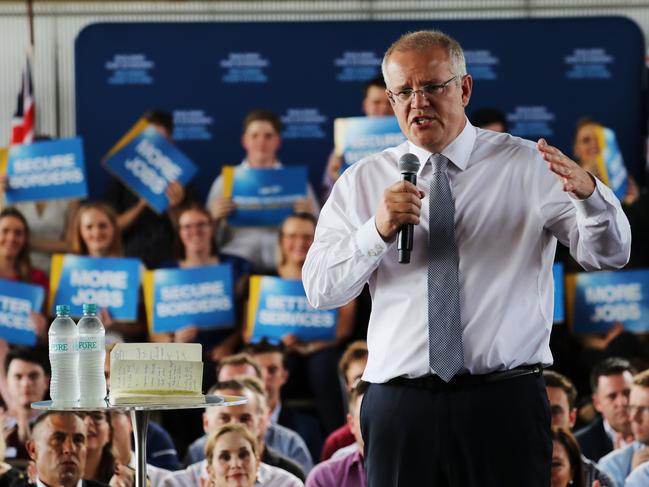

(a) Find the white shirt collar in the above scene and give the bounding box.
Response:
[602,418,632,447]
[241,159,282,168]
[270,401,282,424]
[408,117,477,175]
[37,478,83,487]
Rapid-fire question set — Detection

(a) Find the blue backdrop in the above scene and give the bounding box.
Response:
[75,17,646,201]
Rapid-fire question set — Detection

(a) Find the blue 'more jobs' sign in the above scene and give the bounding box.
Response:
[572,269,649,333]
[224,166,308,226]
[247,276,337,343]
[0,279,45,346]
[5,138,88,204]
[334,116,405,170]
[104,126,198,213]
[50,254,142,320]
[146,265,235,333]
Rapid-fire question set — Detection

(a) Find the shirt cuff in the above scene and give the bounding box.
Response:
[356,216,390,259]
[571,177,611,217]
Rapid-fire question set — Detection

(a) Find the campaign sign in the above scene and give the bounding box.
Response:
[49,254,142,320]
[246,275,337,343]
[3,138,88,204]
[222,166,308,226]
[570,269,649,333]
[143,264,235,333]
[0,279,45,346]
[103,122,198,213]
[595,126,628,200]
[334,116,405,171]
[553,263,565,323]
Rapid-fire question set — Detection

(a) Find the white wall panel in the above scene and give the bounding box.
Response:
[0,0,647,143]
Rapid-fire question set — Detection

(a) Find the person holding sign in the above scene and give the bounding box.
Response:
[152,202,250,362]
[105,110,191,269]
[0,208,48,343]
[68,202,146,342]
[302,30,631,486]
[206,109,320,274]
[266,213,355,434]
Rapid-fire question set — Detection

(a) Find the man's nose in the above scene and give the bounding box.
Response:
[411,90,431,108]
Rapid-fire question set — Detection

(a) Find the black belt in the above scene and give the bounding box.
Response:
[387,364,543,390]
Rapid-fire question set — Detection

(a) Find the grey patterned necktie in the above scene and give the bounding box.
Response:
[428,153,464,382]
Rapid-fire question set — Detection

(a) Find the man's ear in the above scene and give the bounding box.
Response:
[26,439,37,461]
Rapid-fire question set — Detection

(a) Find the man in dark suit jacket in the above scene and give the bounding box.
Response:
[575,357,635,462]
[18,411,110,487]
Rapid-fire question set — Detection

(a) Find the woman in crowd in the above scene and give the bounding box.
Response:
[69,201,147,341]
[0,208,48,341]
[265,212,355,433]
[205,423,302,487]
[551,427,585,487]
[82,411,134,487]
[152,201,250,362]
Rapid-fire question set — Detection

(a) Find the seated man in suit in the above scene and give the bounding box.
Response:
[576,357,635,462]
[23,411,110,487]
[598,369,649,486]
[543,370,614,486]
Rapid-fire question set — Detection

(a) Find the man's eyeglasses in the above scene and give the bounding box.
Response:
[387,76,459,104]
[625,405,649,416]
[82,412,108,424]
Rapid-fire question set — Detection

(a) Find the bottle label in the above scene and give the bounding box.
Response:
[78,335,105,352]
[49,337,78,354]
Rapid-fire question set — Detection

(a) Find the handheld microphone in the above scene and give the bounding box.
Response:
[397,153,420,264]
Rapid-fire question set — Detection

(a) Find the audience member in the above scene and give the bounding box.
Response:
[576,358,635,462]
[320,341,368,461]
[267,213,354,434]
[0,406,22,486]
[321,77,394,201]
[0,347,49,461]
[81,411,133,487]
[183,378,309,479]
[110,411,171,486]
[152,201,250,364]
[0,135,80,274]
[164,424,303,487]
[0,208,48,342]
[598,369,649,486]
[69,201,147,342]
[544,370,614,486]
[206,109,319,273]
[306,380,368,487]
[22,411,109,487]
[469,107,507,132]
[245,340,323,460]
[552,427,586,487]
[105,110,191,269]
[216,353,263,382]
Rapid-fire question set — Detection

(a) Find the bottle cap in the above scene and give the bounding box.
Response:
[82,303,97,314]
[55,304,70,315]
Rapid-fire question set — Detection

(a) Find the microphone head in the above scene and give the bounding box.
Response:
[398,153,420,174]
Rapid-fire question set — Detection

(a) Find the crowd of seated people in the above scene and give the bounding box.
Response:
[0,98,647,486]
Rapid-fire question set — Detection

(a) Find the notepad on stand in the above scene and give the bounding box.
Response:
[108,343,204,405]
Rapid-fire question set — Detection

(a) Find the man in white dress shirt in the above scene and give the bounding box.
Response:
[302,30,631,486]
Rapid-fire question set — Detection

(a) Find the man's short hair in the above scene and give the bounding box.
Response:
[382,30,466,84]
[470,108,507,131]
[5,346,50,377]
[143,110,174,134]
[633,369,649,388]
[590,357,634,392]
[208,377,267,414]
[31,411,84,438]
[242,109,283,135]
[339,340,368,377]
[543,370,578,410]
[363,77,386,98]
[216,353,263,379]
[243,339,288,369]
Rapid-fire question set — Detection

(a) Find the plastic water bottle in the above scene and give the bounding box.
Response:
[48,304,79,407]
[77,303,107,406]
